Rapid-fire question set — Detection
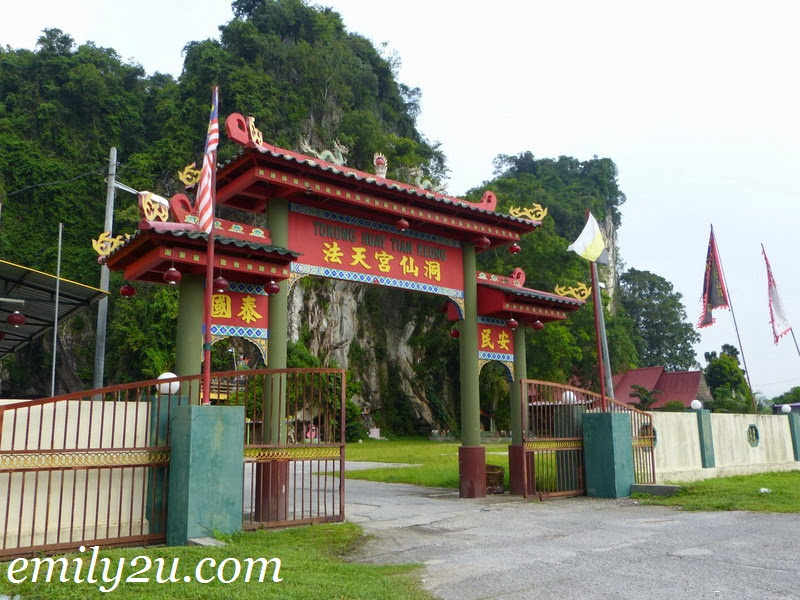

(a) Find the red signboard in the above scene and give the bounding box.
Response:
[210,281,269,361]
[288,204,464,298]
[477,317,515,363]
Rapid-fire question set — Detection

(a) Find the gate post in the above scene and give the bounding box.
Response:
[167,405,245,545]
[583,412,634,498]
[258,197,290,518]
[459,241,485,498]
[508,326,527,495]
[175,273,204,403]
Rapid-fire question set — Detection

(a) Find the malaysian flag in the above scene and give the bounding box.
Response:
[697,225,730,328]
[762,244,792,344]
[196,86,219,234]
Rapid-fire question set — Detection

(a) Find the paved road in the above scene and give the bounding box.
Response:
[346,478,800,600]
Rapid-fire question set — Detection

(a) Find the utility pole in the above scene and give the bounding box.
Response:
[93,147,116,390]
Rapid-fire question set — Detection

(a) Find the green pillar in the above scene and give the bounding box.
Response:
[167,405,244,545]
[787,413,800,461]
[510,326,526,445]
[267,198,289,444]
[508,324,527,494]
[695,409,715,468]
[175,273,204,404]
[458,241,485,498]
[584,412,634,498]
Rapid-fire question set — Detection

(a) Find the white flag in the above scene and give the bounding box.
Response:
[568,212,608,264]
[763,245,792,344]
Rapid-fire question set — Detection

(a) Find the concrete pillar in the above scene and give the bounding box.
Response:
[167,405,245,545]
[508,324,527,495]
[174,273,204,404]
[458,241,485,498]
[583,412,634,498]
[266,198,289,443]
[787,413,800,461]
[695,409,716,468]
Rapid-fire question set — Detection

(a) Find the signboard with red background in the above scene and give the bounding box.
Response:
[288,203,464,300]
[210,281,269,362]
[477,316,515,364]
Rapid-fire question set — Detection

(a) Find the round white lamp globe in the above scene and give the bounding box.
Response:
[157,372,179,395]
[781,404,792,414]
[690,399,703,410]
[562,390,577,403]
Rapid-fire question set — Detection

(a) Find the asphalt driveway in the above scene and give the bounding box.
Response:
[346,478,799,600]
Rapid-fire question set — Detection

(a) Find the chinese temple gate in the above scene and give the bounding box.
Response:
[103,110,584,498]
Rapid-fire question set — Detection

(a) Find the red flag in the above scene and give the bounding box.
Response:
[762,244,792,344]
[697,226,730,328]
[196,86,220,234]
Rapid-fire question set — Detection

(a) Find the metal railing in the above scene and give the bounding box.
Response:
[520,380,655,499]
[0,367,346,557]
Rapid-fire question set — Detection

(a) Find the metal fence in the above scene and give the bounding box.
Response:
[520,380,655,499]
[0,367,346,558]
[236,369,346,528]
[0,379,188,558]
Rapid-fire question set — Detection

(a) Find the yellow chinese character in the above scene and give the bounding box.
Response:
[323,241,344,264]
[480,328,494,350]
[350,247,372,269]
[211,294,232,319]
[424,260,441,282]
[374,250,394,273]
[400,255,419,277]
[237,295,263,324]
[497,331,511,351]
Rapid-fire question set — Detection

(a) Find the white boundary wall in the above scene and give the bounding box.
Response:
[651,412,799,483]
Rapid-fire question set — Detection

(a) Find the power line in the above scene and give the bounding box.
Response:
[5,166,107,198]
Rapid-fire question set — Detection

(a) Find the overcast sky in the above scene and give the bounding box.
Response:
[3,0,799,398]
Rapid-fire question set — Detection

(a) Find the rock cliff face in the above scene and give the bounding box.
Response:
[288,279,446,432]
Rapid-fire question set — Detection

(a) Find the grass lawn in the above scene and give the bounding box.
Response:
[345,437,510,488]
[0,523,434,600]
[632,470,800,513]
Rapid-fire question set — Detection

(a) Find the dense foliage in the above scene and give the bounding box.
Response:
[0,0,703,422]
[703,344,753,413]
[618,268,699,371]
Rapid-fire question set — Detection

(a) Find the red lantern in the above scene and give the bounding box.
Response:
[163,267,182,285]
[265,279,280,296]
[396,217,410,231]
[450,329,461,339]
[213,275,229,294]
[7,311,25,328]
[119,283,136,297]
[532,320,544,330]
[507,318,518,330]
[473,235,491,250]
[509,243,521,255]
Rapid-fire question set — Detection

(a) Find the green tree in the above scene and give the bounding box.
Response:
[771,386,800,407]
[703,345,751,413]
[618,268,699,371]
[628,384,661,410]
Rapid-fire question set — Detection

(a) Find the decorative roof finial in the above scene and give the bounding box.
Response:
[373,153,388,178]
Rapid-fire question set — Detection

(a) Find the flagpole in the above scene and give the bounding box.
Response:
[713,226,758,413]
[201,171,216,406]
[590,260,609,411]
[790,330,800,361]
[200,86,220,406]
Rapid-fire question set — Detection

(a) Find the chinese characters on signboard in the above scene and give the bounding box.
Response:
[288,206,464,296]
[477,318,515,363]
[209,283,269,362]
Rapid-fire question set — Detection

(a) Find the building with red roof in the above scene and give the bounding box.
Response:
[612,367,712,409]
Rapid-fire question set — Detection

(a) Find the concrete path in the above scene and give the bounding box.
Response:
[346,479,800,600]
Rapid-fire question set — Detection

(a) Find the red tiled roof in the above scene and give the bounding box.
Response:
[613,367,711,409]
